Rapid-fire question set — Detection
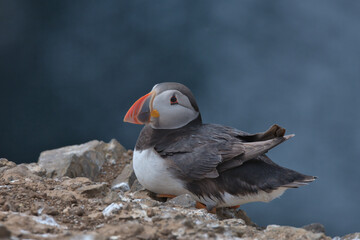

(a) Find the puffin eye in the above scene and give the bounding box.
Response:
[170,96,178,105]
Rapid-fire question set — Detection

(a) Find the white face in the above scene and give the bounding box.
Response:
[150,90,199,129]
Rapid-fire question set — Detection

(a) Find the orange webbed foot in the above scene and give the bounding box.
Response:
[196,201,216,214]
[156,194,177,199]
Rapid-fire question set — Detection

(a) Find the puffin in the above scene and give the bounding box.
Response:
[124,82,315,211]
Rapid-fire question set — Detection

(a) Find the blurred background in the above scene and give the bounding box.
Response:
[1,0,359,236]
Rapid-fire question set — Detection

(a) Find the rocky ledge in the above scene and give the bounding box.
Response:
[0,140,358,240]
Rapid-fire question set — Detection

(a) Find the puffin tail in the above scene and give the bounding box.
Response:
[282,175,317,189]
[240,134,295,162]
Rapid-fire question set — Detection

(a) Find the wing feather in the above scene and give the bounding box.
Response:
[154,124,293,181]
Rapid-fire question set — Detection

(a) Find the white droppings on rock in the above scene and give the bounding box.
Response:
[102,203,123,217]
[95,224,104,229]
[207,222,220,228]
[111,182,130,192]
[180,208,217,221]
[160,212,173,219]
[109,236,120,240]
[132,199,149,210]
[33,214,61,228]
[70,234,99,240]
[172,227,186,237]
[37,233,62,239]
[130,209,152,222]
[199,233,210,239]
[266,224,281,231]
[118,194,131,203]
[20,229,31,235]
[37,207,44,215]
[222,218,245,226]
[195,220,203,225]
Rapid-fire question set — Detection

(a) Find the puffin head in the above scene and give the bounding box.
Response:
[124,82,201,129]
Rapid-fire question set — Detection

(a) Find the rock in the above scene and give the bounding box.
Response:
[102,203,123,217]
[30,201,46,216]
[0,224,11,239]
[3,213,63,238]
[137,225,157,239]
[251,225,330,240]
[61,177,92,190]
[216,208,256,226]
[88,212,103,220]
[103,191,121,204]
[43,206,60,216]
[22,163,46,177]
[102,139,126,163]
[111,163,133,191]
[0,158,16,168]
[135,198,159,208]
[38,140,106,180]
[45,189,78,203]
[97,222,144,238]
[0,139,357,239]
[71,206,85,216]
[132,190,150,201]
[111,182,130,192]
[303,223,326,234]
[0,167,8,175]
[1,165,40,182]
[130,179,145,192]
[341,232,360,240]
[70,234,107,240]
[2,200,19,212]
[167,194,196,208]
[77,183,108,198]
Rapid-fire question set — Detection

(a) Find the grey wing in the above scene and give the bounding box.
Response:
[222,124,287,142]
[154,132,223,180]
[154,124,294,181]
[160,145,222,180]
[217,134,294,173]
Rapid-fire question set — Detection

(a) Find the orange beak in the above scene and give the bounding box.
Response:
[123,91,155,124]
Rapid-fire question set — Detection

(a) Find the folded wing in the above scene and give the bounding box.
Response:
[154,124,294,181]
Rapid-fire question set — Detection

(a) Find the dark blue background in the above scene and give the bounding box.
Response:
[1,0,359,236]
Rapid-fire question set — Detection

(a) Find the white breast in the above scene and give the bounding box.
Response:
[133,148,187,196]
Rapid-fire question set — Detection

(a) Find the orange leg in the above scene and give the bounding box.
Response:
[230,205,240,209]
[210,207,217,214]
[195,201,206,209]
[156,194,177,199]
[195,202,216,214]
